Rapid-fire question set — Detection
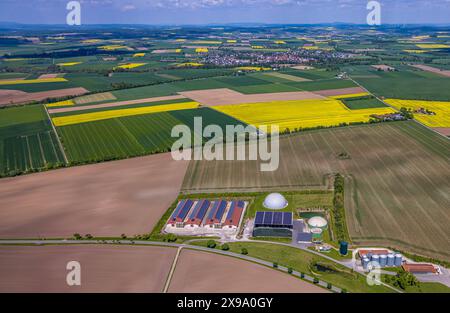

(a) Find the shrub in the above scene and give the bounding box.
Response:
[327,282,332,290]
[241,248,248,255]
[288,267,293,274]
[313,277,319,284]
[167,234,177,243]
[273,262,278,268]
[221,243,230,251]
[73,233,82,240]
[85,234,93,239]
[207,240,216,249]
[300,272,305,279]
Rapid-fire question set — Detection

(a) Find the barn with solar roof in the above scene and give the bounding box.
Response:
[253,211,293,237]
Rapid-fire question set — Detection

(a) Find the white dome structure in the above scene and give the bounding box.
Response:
[263,193,288,210]
[308,216,328,229]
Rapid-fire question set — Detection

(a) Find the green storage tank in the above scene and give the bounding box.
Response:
[339,241,348,255]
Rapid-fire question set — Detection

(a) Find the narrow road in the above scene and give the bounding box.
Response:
[163,246,183,293]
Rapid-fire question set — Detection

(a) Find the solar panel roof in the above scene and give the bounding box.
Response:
[255,211,293,226]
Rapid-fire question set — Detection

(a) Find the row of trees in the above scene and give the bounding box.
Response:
[332,174,349,243]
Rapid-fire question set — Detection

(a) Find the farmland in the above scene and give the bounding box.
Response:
[385,99,450,128]
[0,104,65,176]
[182,122,450,261]
[212,99,396,132]
[57,107,246,163]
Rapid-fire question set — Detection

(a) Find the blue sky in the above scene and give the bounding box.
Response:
[0,0,449,25]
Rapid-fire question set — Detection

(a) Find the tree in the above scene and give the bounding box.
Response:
[288,267,293,274]
[221,243,230,251]
[73,233,82,240]
[207,240,216,249]
[273,262,278,268]
[327,282,332,290]
[167,234,177,242]
[85,234,93,239]
[121,234,127,239]
[313,277,319,284]
[241,248,248,255]
[300,272,305,279]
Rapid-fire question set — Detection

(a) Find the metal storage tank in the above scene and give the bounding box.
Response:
[362,257,370,270]
[339,241,348,256]
[379,255,387,267]
[394,253,403,266]
[387,254,395,266]
[371,254,380,265]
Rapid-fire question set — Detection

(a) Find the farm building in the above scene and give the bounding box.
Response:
[223,201,246,230]
[402,264,437,274]
[185,200,211,228]
[253,211,293,237]
[204,200,228,228]
[165,199,247,236]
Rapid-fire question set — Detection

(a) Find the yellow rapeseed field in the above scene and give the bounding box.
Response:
[235,66,271,71]
[0,78,67,85]
[46,100,74,108]
[98,45,127,51]
[416,44,450,49]
[57,62,82,66]
[403,50,428,54]
[115,63,147,69]
[52,102,200,126]
[192,40,222,44]
[213,99,396,132]
[195,48,209,53]
[133,53,146,57]
[274,40,286,44]
[330,92,371,99]
[176,62,203,67]
[252,46,264,49]
[385,99,450,127]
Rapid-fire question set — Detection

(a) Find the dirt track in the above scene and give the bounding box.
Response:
[179,88,324,106]
[0,245,176,292]
[0,153,189,238]
[0,87,88,106]
[168,249,326,293]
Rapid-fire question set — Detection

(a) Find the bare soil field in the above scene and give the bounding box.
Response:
[371,64,396,71]
[38,74,60,79]
[168,249,326,293]
[0,153,189,238]
[48,94,186,114]
[291,65,315,70]
[313,87,366,97]
[0,87,88,106]
[434,127,450,136]
[410,64,450,77]
[0,245,176,292]
[179,88,324,106]
[182,122,450,261]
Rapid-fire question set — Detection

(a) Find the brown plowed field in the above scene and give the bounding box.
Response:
[0,245,176,292]
[0,153,189,238]
[179,88,324,106]
[168,249,326,293]
[0,87,88,106]
[410,64,450,77]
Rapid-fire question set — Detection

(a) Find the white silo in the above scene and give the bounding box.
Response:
[362,257,370,270]
[379,255,387,267]
[371,254,380,266]
[394,253,403,266]
[387,254,395,267]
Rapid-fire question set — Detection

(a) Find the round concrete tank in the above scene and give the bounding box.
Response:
[394,254,403,266]
[379,255,387,267]
[387,254,395,267]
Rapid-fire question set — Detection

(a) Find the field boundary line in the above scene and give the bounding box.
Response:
[43,104,68,165]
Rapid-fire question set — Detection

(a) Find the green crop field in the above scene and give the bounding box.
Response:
[0,105,65,175]
[182,121,450,261]
[57,107,246,163]
[342,96,387,109]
